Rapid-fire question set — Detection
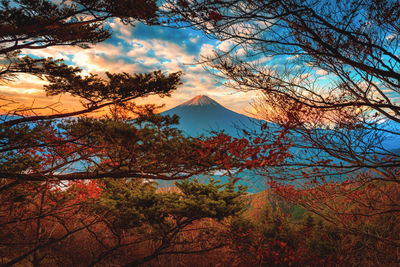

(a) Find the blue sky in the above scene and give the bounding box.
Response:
[1,19,263,116]
[2,4,397,121]
[0,16,343,118]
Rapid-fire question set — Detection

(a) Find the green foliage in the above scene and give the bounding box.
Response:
[0,177,245,266]
[0,110,229,182]
[0,120,55,173]
[95,178,245,230]
[0,0,160,81]
[44,69,182,106]
[86,178,245,265]
[0,0,158,50]
[0,0,187,183]
[63,115,217,175]
[173,178,246,220]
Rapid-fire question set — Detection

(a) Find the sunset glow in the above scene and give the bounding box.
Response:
[1,20,258,117]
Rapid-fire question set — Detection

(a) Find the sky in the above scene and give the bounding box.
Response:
[0,19,262,117]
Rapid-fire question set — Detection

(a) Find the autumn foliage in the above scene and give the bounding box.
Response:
[2,0,400,266]
[2,109,400,266]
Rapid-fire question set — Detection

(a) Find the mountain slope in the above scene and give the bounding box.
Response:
[162,95,263,137]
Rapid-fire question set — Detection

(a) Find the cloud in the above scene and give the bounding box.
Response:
[300,73,311,79]
[287,55,300,61]
[2,22,259,116]
[216,40,234,52]
[316,69,328,75]
[200,44,215,58]
[190,35,200,43]
[236,47,246,56]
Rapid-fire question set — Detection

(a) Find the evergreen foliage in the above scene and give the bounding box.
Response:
[0,177,245,266]
[0,0,158,79]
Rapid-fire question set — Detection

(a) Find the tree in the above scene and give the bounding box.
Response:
[91,178,245,266]
[0,0,168,118]
[165,0,400,263]
[0,0,226,186]
[226,194,340,266]
[0,0,158,79]
[0,177,245,266]
[0,1,254,266]
[165,0,400,173]
[0,2,250,264]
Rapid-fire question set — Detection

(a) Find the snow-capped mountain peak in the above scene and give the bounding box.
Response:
[162,95,262,137]
[180,95,220,107]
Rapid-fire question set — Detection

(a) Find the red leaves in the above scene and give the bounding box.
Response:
[196,129,293,176]
[68,180,103,202]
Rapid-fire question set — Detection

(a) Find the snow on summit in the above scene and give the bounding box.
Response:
[180,95,220,106]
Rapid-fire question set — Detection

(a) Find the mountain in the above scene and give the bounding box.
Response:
[161,95,399,191]
[162,95,263,137]
[161,95,270,192]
